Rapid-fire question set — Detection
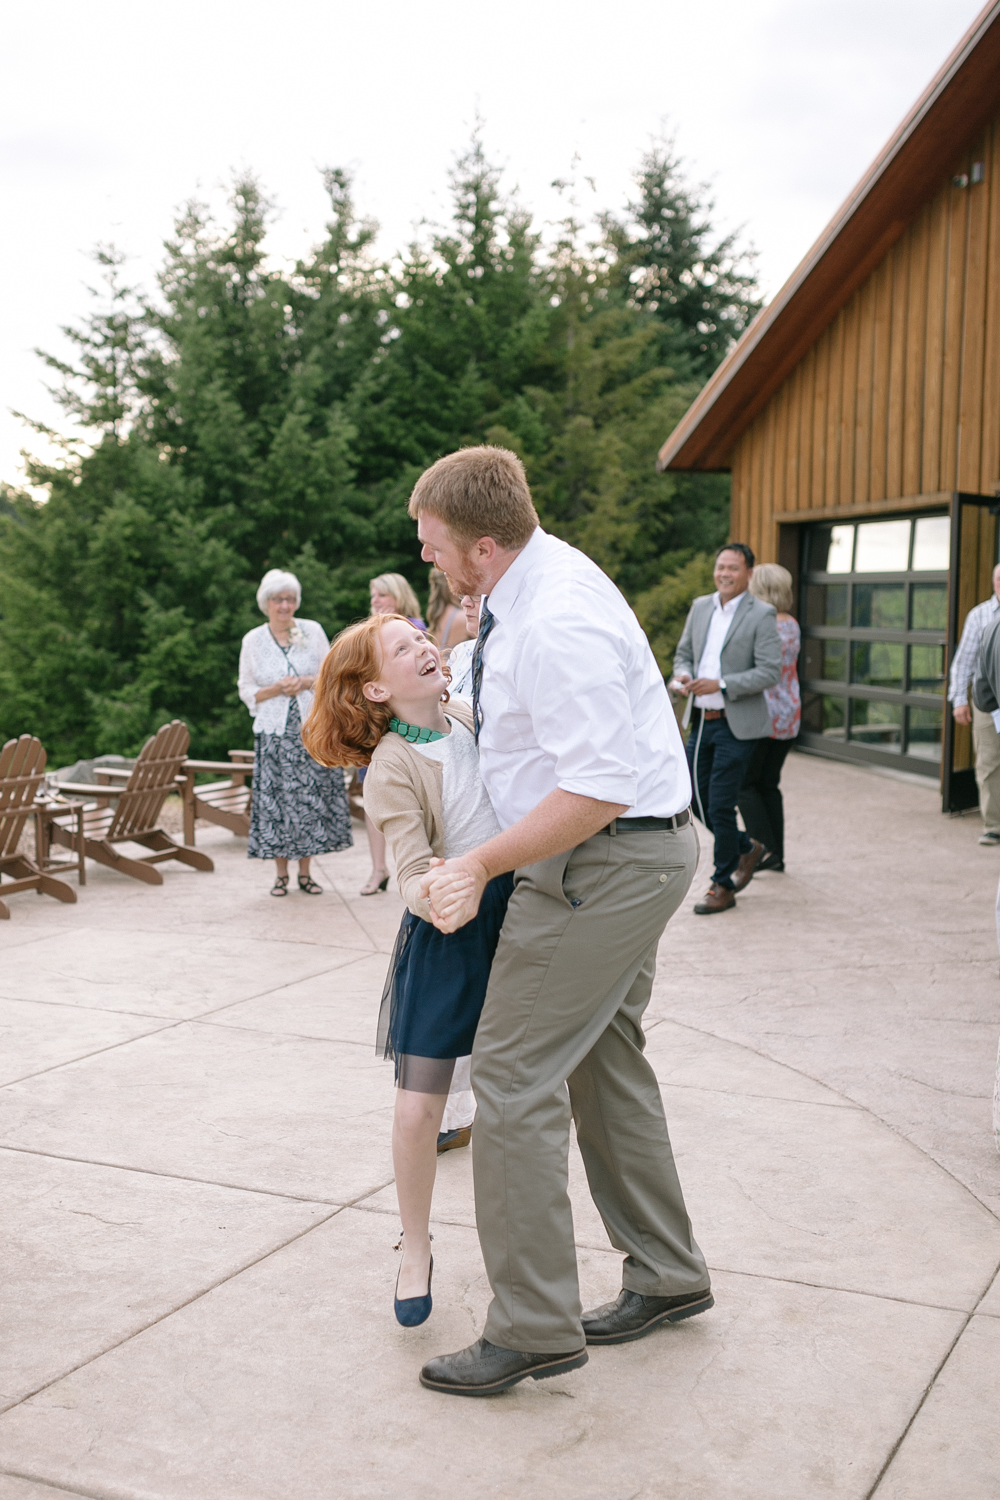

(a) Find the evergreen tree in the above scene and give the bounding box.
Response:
[502,144,759,595]
[349,136,556,482]
[602,140,762,381]
[0,142,760,762]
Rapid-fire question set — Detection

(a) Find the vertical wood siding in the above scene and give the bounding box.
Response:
[729,118,1000,560]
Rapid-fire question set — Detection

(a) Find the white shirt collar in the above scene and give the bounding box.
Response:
[484,527,546,622]
[990,595,1000,613]
[714,590,746,616]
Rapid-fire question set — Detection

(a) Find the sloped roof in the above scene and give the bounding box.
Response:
[658,1,1000,472]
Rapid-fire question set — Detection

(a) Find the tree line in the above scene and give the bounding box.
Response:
[0,138,760,761]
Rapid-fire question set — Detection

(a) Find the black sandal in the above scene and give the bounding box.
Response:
[298,875,323,894]
[270,875,290,897]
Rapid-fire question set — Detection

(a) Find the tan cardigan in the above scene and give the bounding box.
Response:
[362,698,477,922]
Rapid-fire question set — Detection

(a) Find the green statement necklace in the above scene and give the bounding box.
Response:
[389,716,447,745]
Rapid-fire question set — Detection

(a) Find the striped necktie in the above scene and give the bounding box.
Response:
[471,599,496,744]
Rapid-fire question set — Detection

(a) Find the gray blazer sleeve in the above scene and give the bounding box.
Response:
[672,606,698,679]
[973,617,1000,714]
[723,610,783,700]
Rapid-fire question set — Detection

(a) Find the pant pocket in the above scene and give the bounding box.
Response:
[561,839,612,910]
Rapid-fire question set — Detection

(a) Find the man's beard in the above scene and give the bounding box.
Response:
[444,554,488,601]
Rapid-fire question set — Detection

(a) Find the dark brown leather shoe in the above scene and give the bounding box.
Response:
[731,838,765,892]
[693,882,735,914]
[582,1287,714,1345]
[419,1337,588,1396]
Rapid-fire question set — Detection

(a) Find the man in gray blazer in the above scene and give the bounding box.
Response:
[672,544,782,913]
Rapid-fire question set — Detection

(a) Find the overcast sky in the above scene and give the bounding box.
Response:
[0,0,986,489]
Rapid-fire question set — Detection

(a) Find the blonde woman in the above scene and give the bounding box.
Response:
[370,573,425,628]
[736,563,800,872]
[359,573,426,895]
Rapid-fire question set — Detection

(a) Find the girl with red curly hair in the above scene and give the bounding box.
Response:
[304,614,512,1329]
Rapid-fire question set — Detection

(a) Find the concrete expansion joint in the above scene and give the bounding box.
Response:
[660,1015,1000,1224]
[0,1200,348,1417]
[863,1311,974,1500]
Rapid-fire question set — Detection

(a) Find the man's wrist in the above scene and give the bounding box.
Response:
[719,678,727,693]
[462,851,492,887]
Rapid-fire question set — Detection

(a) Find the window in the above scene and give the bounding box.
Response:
[800,514,948,769]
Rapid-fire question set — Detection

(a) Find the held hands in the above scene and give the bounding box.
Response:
[420,854,488,933]
[255,674,311,705]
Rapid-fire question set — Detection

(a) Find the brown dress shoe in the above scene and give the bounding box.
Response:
[693,882,736,914]
[730,839,765,892]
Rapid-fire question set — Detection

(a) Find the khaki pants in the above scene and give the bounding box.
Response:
[470,822,708,1352]
[973,706,1000,834]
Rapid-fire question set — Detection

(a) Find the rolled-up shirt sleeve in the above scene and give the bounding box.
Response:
[516,617,638,805]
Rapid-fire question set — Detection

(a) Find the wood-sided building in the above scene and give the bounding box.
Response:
[658,2,1000,810]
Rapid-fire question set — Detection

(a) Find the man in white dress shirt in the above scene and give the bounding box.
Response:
[409,446,711,1397]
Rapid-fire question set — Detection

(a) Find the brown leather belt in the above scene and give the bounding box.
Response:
[700,709,726,720]
[607,810,692,834]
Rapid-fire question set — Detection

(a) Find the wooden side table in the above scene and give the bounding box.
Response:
[35,796,87,886]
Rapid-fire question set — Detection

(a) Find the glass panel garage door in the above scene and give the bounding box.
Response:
[800,514,949,773]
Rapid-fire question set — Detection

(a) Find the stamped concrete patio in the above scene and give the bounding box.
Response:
[0,751,998,1500]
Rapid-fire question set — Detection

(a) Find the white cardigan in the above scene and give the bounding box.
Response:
[237,619,330,736]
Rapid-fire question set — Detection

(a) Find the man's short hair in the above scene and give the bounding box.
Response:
[408,446,539,551]
[716,542,755,569]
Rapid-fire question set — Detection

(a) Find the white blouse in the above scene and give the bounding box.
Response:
[237,619,330,736]
[415,715,501,857]
[447,639,475,700]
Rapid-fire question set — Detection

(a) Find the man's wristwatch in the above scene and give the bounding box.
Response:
[719,678,727,693]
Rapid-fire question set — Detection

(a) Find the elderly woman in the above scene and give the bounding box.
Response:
[736,563,800,872]
[238,569,352,896]
[357,572,426,896]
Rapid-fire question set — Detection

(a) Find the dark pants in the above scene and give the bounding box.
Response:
[686,712,758,888]
[737,738,793,862]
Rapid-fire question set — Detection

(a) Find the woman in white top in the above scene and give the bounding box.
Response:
[238,569,352,896]
[441,593,481,701]
[304,613,511,1329]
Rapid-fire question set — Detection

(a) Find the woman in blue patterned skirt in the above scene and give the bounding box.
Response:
[238,569,352,896]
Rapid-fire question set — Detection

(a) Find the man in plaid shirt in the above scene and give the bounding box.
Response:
[950,563,1000,845]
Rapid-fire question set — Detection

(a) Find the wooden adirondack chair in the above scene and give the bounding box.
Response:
[49,720,214,885]
[180,750,253,846]
[0,735,77,918]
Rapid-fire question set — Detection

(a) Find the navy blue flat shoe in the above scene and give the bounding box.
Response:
[395,1255,434,1327]
[436,1126,471,1154]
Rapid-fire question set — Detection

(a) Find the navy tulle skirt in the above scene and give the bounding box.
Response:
[377,873,514,1093]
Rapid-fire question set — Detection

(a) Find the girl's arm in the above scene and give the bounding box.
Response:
[363,759,437,922]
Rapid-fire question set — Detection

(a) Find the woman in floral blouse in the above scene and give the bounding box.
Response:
[736,564,800,872]
[238,569,352,897]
